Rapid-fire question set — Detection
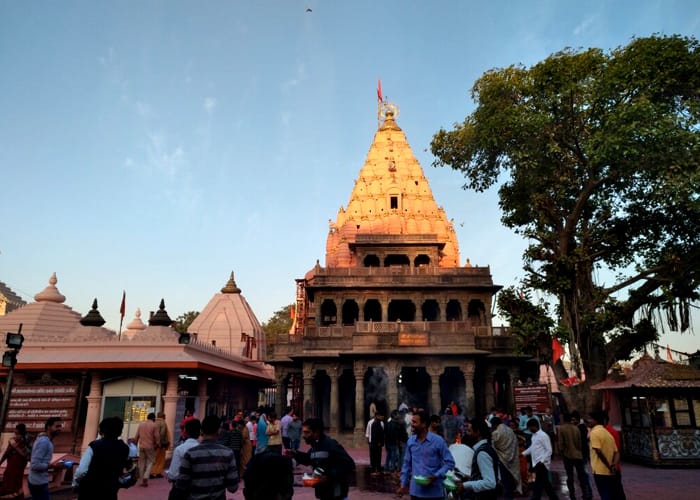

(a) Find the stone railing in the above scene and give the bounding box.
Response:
[269,322,511,359]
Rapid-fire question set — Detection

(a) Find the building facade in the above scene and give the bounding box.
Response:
[0,272,273,456]
[268,103,525,445]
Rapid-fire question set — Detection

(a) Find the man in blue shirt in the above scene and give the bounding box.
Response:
[398,409,455,499]
[29,417,63,500]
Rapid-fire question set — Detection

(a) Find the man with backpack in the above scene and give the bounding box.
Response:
[457,418,500,500]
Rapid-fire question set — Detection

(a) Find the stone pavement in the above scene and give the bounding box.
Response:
[54,446,700,499]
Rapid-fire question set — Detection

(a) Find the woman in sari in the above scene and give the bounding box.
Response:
[239,417,253,477]
[0,423,32,499]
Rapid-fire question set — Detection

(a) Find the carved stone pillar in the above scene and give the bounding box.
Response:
[161,371,179,453]
[426,364,443,415]
[329,365,339,434]
[303,363,314,420]
[439,298,448,321]
[380,297,389,322]
[197,376,209,419]
[275,372,287,417]
[353,361,366,445]
[82,372,102,452]
[463,360,476,417]
[508,368,520,414]
[484,367,496,412]
[386,361,399,412]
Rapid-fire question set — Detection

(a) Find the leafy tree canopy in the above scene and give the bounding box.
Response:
[174,310,199,334]
[432,35,700,390]
[262,304,294,355]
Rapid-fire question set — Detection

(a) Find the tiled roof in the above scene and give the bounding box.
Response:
[592,355,700,390]
[0,281,26,306]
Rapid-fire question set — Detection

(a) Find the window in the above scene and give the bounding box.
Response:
[390,196,398,209]
[673,397,692,426]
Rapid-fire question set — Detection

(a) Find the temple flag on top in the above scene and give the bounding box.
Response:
[119,291,126,318]
[377,78,383,103]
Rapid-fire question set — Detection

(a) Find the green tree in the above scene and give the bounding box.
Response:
[174,311,199,334]
[431,35,700,406]
[262,304,294,356]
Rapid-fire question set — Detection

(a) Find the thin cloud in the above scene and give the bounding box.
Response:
[281,61,306,91]
[573,15,596,36]
[136,101,153,118]
[204,97,217,114]
[146,131,185,178]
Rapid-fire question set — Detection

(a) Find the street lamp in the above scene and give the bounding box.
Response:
[0,324,23,433]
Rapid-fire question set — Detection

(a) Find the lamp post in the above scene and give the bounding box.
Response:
[0,324,24,434]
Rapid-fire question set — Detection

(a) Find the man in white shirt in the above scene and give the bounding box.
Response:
[522,418,558,499]
[167,418,201,483]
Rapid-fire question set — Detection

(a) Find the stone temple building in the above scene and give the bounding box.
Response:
[268,102,522,446]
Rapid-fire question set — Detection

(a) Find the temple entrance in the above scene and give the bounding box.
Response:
[314,370,331,427]
[397,367,429,411]
[288,373,303,417]
[440,367,466,416]
[339,369,355,430]
[364,367,388,422]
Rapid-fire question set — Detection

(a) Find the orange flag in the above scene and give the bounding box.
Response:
[552,338,564,364]
[377,78,383,103]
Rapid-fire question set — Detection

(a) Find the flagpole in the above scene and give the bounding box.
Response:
[118,290,125,340]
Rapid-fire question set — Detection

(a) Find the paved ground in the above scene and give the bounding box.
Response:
[50,446,700,499]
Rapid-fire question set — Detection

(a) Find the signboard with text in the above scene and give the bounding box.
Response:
[398,332,429,346]
[5,385,78,432]
[513,384,550,413]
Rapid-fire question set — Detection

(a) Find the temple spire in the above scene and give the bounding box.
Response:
[221,271,242,294]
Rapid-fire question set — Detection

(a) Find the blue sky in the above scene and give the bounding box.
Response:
[1,1,698,354]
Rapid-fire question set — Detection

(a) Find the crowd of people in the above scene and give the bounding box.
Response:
[359,402,627,500]
[0,401,628,500]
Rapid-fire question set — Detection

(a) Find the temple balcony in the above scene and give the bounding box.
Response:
[306,266,497,288]
[268,321,513,360]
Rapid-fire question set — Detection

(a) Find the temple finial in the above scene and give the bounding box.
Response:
[221,271,242,294]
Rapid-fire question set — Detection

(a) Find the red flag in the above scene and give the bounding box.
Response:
[377,78,383,103]
[119,291,126,318]
[290,305,295,320]
[552,338,564,364]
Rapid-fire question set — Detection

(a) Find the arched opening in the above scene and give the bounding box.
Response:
[363,254,380,267]
[397,367,430,412]
[320,299,337,326]
[364,367,388,422]
[440,367,466,417]
[414,254,430,267]
[341,299,359,325]
[388,300,416,322]
[363,299,382,321]
[468,299,486,325]
[446,300,462,321]
[313,370,331,427]
[384,254,410,267]
[421,299,440,321]
[338,369,355,431]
